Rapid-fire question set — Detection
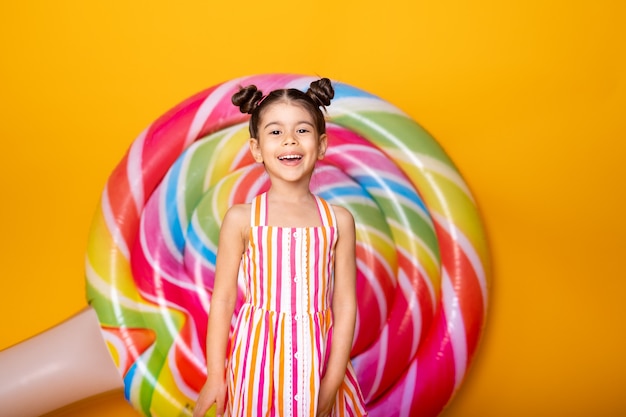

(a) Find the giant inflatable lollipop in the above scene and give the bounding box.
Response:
[0,74,490,417]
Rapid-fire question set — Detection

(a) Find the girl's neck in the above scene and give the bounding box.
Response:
[266,184,314,204]
[265,188,321,228]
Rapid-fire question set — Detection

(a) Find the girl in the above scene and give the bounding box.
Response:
[193,78,367,417]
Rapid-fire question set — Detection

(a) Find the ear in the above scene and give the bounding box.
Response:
[249,138,263,163]
[317,134,328,160]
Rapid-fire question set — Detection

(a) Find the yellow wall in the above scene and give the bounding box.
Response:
[2,0,625,416]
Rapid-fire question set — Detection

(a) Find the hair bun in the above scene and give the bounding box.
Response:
[306,78,334,108]
[231,85,264,114]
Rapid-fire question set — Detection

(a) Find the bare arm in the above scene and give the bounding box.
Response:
[194,204,248,417]
[317,206,358,416]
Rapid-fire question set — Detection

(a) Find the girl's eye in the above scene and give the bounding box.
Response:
[269,130,281,135]
[297,128,310,134]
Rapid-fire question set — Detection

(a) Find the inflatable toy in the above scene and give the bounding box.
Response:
[87,73,490,416]
[0,74,490,417]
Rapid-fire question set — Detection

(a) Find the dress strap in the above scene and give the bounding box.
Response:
[250,192,268,226]
[314,195,337,228]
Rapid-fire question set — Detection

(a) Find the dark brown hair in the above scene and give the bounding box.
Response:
[231,78,334,139]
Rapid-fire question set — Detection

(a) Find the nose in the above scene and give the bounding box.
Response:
[282,132,297,145]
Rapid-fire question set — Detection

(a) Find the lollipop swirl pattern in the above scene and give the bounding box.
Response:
[86,74,490,417]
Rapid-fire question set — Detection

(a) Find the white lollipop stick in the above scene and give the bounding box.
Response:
[0,307,123,416]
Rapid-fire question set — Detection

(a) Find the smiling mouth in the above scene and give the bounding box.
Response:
[278,154,303,161]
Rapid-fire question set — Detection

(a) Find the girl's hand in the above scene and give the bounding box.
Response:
[193,378,227,417]
[316,379,337,417]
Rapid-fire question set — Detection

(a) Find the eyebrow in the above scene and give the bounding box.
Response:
[263,120,315,129]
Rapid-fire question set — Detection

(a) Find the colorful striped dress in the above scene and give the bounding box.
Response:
[226,192,367,417]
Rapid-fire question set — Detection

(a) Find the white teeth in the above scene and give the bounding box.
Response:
[278,154,302,160]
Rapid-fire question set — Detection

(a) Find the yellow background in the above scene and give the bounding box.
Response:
[1,0,625,416]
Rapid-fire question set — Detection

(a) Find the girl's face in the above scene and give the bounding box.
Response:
[249,102,327,184]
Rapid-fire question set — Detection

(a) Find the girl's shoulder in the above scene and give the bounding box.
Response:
[221,203,252,245]
[329,203,355,229]
[222,203,252,229]
[225,202,251,219]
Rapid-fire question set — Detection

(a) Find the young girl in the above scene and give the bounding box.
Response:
[193,78,367,417]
